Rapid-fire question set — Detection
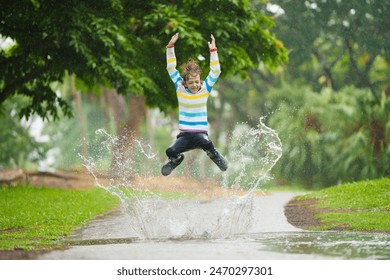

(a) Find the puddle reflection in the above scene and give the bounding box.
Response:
[249,231,390,259]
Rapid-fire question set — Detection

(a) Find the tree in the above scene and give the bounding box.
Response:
[0,0,288,120]
[269,0,389,98]
[0,96,48,169]
[266,84,390,187]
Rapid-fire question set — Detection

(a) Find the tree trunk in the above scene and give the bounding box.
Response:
[103,88,127,136]
[72,75,87,160]
[145,109,155,149]
[211,81,226,149]
[370,120,386,160]
[126,95,146,140]
[104,92,146,176]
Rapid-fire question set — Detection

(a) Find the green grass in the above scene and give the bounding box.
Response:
[0,186,120,250]
[0,185,193,251]
[296,178,390,231]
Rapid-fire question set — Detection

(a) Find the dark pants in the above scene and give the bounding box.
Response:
[166,132,216,160]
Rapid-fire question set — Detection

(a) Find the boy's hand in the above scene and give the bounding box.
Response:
[208,34,216,49]
[167,32,179,47]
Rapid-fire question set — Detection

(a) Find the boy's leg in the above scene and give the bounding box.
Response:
[206,148,228,171]
[162,133,192,176]
[196,133,228,172]
[161,154,185,176]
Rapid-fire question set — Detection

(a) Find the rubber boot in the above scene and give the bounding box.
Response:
[206,149,228,171]
[161,154,185,176]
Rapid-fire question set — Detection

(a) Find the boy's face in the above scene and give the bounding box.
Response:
[185,74,201,94]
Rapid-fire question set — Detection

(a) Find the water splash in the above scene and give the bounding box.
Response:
[211,117,283,237]
[80,117,282,240]
[223,118,283,190]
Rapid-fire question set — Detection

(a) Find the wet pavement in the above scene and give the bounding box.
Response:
[39,192,390,260]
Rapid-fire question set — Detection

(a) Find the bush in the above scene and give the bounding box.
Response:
[267,84,390,187]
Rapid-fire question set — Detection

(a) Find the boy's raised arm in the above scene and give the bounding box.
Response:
[208,34,216,50]
[166,33,181,86]
[205,34,221,91]
[167,32,179,48]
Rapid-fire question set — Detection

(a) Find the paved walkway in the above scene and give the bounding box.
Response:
[39,192,341,260]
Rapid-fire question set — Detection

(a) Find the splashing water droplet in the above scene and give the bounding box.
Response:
[80,118,282,240]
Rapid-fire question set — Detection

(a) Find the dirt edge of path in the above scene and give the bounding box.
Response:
[284,198,325,230]
[284,197,390,235]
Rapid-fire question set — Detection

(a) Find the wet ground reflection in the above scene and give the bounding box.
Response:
[249,231,390,259]
[61,231,390,260]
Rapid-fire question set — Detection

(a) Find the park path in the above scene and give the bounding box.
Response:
[39,192,336,260]
[39,192,389,260]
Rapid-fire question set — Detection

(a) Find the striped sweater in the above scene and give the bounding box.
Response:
[166,46,221,132]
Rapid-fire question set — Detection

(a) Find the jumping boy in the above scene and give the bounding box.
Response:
[161,32,228,176]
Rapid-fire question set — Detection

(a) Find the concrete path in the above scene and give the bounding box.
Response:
[39,192,335,259]
[40,192,389,260]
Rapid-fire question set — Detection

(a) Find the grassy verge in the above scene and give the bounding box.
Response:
[296,178,390,232]
[0,186,120,250]
[0,185,194,251]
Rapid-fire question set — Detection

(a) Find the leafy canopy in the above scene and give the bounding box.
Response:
[271,0,389,97]
[0,0,287,120]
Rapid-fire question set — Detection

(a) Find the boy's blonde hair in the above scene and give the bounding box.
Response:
[181,59,202,82]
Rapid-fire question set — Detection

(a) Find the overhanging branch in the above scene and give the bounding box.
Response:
[0,66,48,104]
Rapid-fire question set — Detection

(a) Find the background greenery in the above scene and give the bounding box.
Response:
[1,0,389,189]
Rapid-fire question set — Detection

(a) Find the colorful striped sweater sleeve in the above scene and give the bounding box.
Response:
[166,46,182,88]
[166,46,221,132]
[204,49,221,91]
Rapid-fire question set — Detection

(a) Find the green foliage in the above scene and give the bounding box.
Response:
[0,0,287,119]
[297,178,390,231]
[267,84,390,187]
[232,0,390,187]
[270,0,389,96]
[0,186,120,250]
[0,96,48,169]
